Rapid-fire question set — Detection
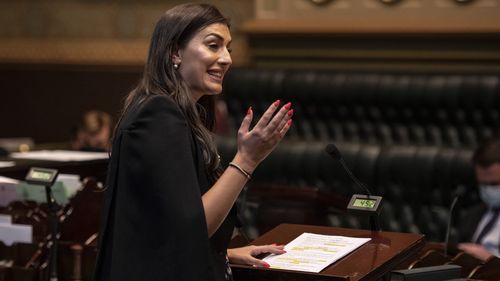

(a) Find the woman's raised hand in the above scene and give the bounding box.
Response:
[233,100,293,173]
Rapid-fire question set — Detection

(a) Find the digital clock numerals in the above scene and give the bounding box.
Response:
[26,168,58,186]
[31,171,53,181]
[353,199,376,209]
[347,195,382,215]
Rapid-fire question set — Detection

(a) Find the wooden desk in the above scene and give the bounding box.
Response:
[232,224,425,281]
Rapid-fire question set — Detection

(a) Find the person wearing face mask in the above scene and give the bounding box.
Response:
[93,3,292,281]
[456,137,500,261]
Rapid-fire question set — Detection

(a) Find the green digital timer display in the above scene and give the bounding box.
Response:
[352,198,377,209]
[25,167,58,187]
[347,194,382,216]
[30,171,53,181]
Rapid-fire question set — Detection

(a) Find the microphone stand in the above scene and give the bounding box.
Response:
[45,185,59,281]
[25,167,60,281]
[369,214,381,232]
[443,185,465,257]
[326,144,383,232]
[444,195,459,256]
[339,158,382,232]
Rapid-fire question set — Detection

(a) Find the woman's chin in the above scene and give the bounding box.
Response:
[206,86,223,96]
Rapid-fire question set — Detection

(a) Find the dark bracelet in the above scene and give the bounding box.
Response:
[228,162,252,180]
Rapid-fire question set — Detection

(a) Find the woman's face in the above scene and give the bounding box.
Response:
[175,23,232,101]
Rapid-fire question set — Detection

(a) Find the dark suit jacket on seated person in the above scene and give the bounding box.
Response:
[457,203,500,258]
[458,203,485,243]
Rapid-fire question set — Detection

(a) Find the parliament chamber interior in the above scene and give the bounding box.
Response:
[1,0,500,280]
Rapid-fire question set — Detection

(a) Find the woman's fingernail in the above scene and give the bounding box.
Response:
[287,119,293,126]
[263,262,270,268]
[274,100,281,107]
[287,109,294,117]
[247,106,252,115]
[284,102,292,110]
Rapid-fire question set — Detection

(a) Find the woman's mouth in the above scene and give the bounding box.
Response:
[208,70,223,82]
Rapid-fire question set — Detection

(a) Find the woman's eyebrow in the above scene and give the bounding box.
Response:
[205,33,232,44]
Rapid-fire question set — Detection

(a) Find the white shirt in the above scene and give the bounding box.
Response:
[472,208,500,257]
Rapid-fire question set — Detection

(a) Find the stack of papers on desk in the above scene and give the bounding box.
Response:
[11,150,108,162]
[263,232,371,273]
[0,174,81,206]
[0,161,15,168]
[0,214,32,246]
[0,176,19,207]
[17,173,82,205]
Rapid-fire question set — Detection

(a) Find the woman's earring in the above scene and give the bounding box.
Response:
[173,63,179,69]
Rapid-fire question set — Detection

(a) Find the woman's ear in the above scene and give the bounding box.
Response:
[171,51,182,65]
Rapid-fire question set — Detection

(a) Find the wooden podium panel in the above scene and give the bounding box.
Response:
[231,224,425,281]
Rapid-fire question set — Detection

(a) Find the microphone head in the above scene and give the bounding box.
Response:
[325,143,342,160]
[453,185,467,198]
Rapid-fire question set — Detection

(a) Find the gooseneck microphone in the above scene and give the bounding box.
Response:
[325,143,372,196]
[444,185,466,256]
[325,143,383,231]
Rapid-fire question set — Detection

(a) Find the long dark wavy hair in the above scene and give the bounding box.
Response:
[116,3,229,179]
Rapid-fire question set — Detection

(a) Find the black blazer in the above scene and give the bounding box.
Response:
[458,203,488,243]
[93,95,236,281]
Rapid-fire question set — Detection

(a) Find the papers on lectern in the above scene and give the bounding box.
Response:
[263,232,370,273]
[0,214,32,246]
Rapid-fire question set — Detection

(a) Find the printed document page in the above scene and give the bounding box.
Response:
[0,176,19,207]
[11,150,108,162]
[0,161,15,168]
[263,232,370,273]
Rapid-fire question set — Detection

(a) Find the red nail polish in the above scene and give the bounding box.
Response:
[285,102,292,110]
[247,106,252,115]
[287,109,294,117]
[287,119,293,126]
[263,262,270,268]
[274,100,280,107]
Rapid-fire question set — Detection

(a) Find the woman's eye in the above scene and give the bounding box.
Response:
[208,44,218,50]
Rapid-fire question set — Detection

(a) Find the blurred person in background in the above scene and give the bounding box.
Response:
[457,137,500,261]
[71,110,112,152]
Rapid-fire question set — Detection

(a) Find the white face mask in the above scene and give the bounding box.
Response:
[479,185,500,208]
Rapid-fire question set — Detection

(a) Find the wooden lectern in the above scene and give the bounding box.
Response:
[231,224,425,281]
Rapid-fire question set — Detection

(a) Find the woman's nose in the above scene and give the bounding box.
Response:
[218,48,232,65]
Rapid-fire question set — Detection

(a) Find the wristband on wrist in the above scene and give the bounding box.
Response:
[228,162,252,180]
